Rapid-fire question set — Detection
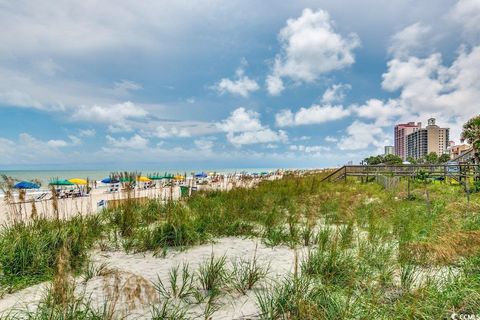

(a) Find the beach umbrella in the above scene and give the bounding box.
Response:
[68,178,87,185]
[120,177,134,182]
[174,175,184,180]
[14,181,40,189]
[49,179,74,186]
[101,177,119,184]
[148,175,163,180]
[195,172,208,178]
[137,176,151,182]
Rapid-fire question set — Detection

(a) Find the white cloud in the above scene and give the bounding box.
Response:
[214,62,259,97]
[217,107,263,133]
[78,129,96,137]
[154,126,191,138]
[276,104,350,127]
[321,83,351,104]
[0,133,67,165]
[290,144,331,153]
[69,135,82,146]
[105,134,148,149]
[114,80,142,94]
[388,23,431,58]
[267,8,360,95]
[218,107,288,146]
[226,129,288,146]
[72,101,148,130]
[265,75,285,96]
[352,99,405,126]
[449,0,480,42]
[47,135,82,148]
[108,123,133,133]
[325,136,338,143]
[47,139,69,148]
[194,137,215,151]
[337,121,389,151]
[380,45,480,141]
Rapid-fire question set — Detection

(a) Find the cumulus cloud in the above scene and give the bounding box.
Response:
[325,136,338,143]
[275,105,350,127]
[449,0,480,42]
[289,144,330,153]
[352,99,405,126]
[105,134,149,149]
[321,83,351,104]
[73,101,147,123]
[47,139,69,148]
[154,126,191,138]
[46,135,82,148]
[381,46,480,140]
[213,61,259,97]
[337,121,390,151]
[226,129,288,146]
[194,137,215,151]
[218,107,288,146]
[217,107,263,133]
[388,23,431,58]
[0,133,68,165]
[267,8,360,95]
[78,129,96,137]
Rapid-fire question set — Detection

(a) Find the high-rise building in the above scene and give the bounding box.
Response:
[394,122,422,160]
[406,118,449,160]
[384,146,394,155]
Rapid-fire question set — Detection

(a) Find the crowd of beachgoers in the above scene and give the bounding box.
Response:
[0,170,300,225]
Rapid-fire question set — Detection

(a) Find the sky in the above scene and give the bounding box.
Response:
[0,0,479,170]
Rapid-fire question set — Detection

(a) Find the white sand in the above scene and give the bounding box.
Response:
[0,237,302,319]
[0,174,282,226]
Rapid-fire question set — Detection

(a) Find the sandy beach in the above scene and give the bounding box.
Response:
[0,237,303,319]
[0,172,283,226]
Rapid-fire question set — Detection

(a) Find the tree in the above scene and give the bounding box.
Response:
[406,156,417,164]
[383,154,403,165]
[363,154,402,165]
[438,153,450,163]
[461,114,480,165]
[424,152,439,164]
[363,155,384,165]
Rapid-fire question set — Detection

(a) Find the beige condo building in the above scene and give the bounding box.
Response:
[406,118,449,160]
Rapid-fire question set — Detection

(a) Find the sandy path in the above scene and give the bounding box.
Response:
[0,237,302,319]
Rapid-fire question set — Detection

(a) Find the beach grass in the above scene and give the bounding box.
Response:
[1,171,480,318]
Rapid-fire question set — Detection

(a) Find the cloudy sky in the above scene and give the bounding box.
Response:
[1,0,479,170]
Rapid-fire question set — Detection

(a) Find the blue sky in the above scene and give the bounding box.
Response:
[0,0,479,169]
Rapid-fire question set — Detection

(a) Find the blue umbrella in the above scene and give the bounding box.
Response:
[195,172,208,178]
[14,181,40,189]
[101,177,119,184]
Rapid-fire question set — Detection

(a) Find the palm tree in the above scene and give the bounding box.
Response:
[461,115,480,165]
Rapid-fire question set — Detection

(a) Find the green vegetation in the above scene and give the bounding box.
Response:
[363,153,403,165]
[461,114,480,165]
[1,171,480,318]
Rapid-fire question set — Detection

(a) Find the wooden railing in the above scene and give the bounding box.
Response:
[322,164,480,182]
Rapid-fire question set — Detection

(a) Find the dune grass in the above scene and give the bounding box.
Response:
[1,171,479,318]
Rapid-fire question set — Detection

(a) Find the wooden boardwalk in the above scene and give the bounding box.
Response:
[322,163,480,182]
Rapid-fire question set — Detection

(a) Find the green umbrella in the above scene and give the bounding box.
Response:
[49,179,74,186]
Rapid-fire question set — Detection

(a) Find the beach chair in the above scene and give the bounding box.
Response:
[97,199,107,210]
[35,193,48,201]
